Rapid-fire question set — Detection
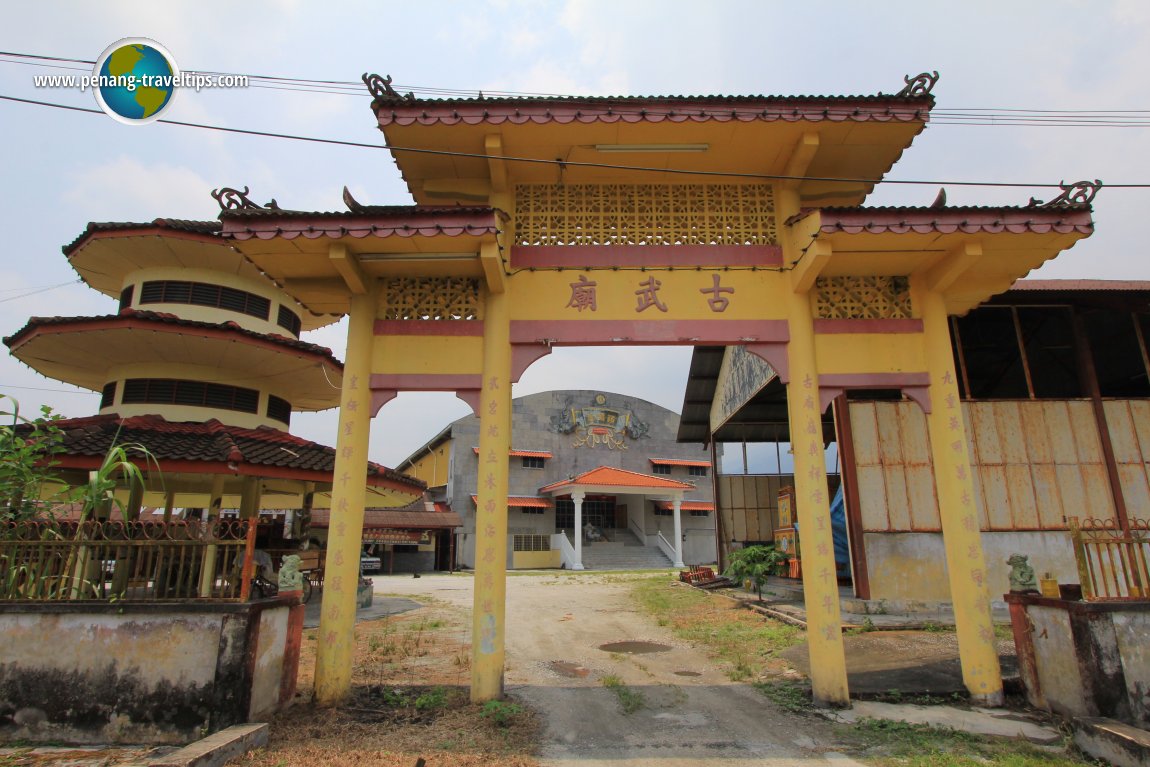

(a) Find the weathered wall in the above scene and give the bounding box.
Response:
[850,399,1118,534]
[865,530,1079,605]
[0,598,299,744]
[1009,595,1150,727]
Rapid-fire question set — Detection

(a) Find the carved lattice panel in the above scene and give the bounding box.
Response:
[382,278,482,320]
[514,184,776,246]
[814,276,912,319]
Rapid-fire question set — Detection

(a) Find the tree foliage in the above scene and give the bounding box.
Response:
[723,544,787,601]
[0,395,66,521]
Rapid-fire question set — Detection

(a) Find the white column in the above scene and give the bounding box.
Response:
[672,494,685,568]
[572,490,585,570]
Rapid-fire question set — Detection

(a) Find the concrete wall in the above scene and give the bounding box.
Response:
[0,597,302,744]
[1008,594,1150,727]
[865,530,1079,606]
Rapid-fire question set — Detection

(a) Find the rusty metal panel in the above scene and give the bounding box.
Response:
[849,402,881,466]
[1103,400,1140,464]
[1045,402,1079,464]
[971,402,1004,465]
[856,465,889,531]
[1032,465,1066,529]
[1080,465,1117,521]
[1055,465,1089,521]
[980,465,1013,529]
[1118,464,1150,520]
[897,401,931,463]
[998,402,1029,465]
[883,466,912,531]
[970,463,991,529]
[1007,464,1040,528]
[1129,400,1150,458]
[1019,401,1054,464]
[875,403,905,465]
[728,474,746,510]
[905,465,941,530]
[1068,401,1104,463]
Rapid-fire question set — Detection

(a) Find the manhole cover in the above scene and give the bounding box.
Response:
[674,670,702,677]
[548,661,590,678]
[598,640,672,654]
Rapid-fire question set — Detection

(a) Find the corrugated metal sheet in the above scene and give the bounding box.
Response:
[849,399,1119,534]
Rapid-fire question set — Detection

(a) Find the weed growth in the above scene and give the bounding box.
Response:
[601,675,646,714]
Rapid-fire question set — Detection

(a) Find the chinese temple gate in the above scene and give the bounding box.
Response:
[217,72,1095,707]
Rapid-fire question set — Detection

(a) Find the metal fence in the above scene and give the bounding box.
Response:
[0,519,256,602]
[1069,516,1150,601]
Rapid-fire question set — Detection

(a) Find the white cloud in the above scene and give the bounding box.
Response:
[62,157,221,222]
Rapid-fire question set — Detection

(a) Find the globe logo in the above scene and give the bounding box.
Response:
[92,38,178,125]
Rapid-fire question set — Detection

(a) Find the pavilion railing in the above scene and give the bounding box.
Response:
[1068,516,1150,601]
[0,519,256,602]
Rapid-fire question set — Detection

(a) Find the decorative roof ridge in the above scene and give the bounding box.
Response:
[63,218,221,256]
[2,311,341,363]
[29,413,424,489]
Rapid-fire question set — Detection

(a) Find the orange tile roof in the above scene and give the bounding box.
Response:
[654,501,714,511]
[539,466,695,493]
[471,447,554,458]
[649,458,711,468]
[470,495,552,508]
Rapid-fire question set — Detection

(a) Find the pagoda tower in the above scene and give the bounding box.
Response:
[4,217,424,516]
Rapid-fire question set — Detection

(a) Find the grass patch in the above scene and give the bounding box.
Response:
[632,577,803,681]
[753,681,813,714]
[480,699,525,728]
[843,718,1089,766]
[601,675,646,714]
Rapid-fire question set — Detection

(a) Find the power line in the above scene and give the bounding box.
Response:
[0,280,83,303]
[6,49,1150,126]
[4,92,1136,191]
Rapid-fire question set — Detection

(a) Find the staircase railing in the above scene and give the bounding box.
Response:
[655,531,677,564]
[552,532,578,570]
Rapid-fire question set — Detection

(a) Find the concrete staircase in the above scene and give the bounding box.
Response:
[577,528,674,570]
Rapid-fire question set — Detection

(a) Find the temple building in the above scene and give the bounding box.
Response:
[4,217,428,541]
[682,279,1149,607]
[19,70,1108,709]
[397,389,716,570]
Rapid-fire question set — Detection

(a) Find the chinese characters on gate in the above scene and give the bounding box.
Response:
[565,272,735,313]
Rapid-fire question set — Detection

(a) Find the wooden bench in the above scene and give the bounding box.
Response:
[680,564,731,589]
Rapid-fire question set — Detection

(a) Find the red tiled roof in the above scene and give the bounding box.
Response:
[62,219,221,255]
[649,458,711,468]
[469,495,552,508]
[371,91,933,127]
[220,206,501,242]
[310,507,461,529]
[33,414,423,492]
[471,447,553,459]
[3,310,340,362]
[654,501,714,511]
[540,466,695,493]
[793,205,1093,235]
[1009,279,1150,292]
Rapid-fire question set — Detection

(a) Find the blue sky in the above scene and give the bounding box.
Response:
[3,1,1149,467]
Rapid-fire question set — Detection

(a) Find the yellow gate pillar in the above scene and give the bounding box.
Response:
[472,286,512,701]
[918,284,1004,705]
[786,288,851,707]
[315,284,378,704]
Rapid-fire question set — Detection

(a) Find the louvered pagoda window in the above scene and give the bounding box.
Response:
[276,305,302,337]
[122,378,259,414]
[139,280,270,320]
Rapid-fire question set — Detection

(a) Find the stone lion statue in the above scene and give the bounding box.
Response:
[278,554,304,591]
[1007,553,1038,593]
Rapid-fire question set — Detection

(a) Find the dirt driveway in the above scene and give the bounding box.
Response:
[374,572,864,766]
